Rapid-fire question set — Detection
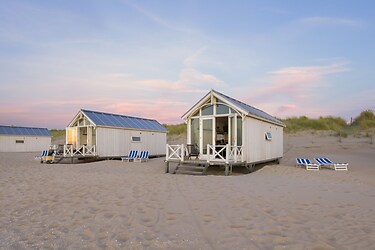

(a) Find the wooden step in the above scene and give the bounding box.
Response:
[175,170,205,175]
[174,164,207,175]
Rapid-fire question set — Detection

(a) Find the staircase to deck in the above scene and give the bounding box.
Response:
[173,162,208,175]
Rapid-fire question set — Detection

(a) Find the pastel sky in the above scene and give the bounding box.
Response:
[1,0,374,129]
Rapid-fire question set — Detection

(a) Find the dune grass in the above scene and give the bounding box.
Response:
[50,129,66,138]
[48,110,374,139]
[163,123,187,135]
[281,110,375,137]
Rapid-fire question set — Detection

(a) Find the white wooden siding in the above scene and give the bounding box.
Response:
[0,135,51,152]
[96,127,166,157]
[243,117,283,163]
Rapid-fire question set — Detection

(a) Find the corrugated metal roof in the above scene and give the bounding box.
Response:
[213,90,285,126]
[81,109,167,132]
[0,125,51,136]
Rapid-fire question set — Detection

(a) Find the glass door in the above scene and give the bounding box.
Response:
[201,118,213,156]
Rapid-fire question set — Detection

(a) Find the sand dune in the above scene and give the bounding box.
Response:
[0,133,374,249]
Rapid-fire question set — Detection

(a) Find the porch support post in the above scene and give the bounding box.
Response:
[165,161,169,173]
[166,144,169,160]
[206,144,210,164]
[225,144,229,164]
[181,144,184,162]
[87,126,92,147]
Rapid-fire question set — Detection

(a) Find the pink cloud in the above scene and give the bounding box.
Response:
[137,68,222,93]
[238,62,350,119]
[275,104,297,115]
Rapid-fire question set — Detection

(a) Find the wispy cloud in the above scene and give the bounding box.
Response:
[137,68,222,93]
[241,61,351,118]
[184,47,207,67]
[300,16,364,28]
[125,1,193,33]
[266,62,350,97]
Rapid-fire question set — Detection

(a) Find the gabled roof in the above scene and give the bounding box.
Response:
[182,89,285,127]
[0,125,51,136]
[73,109,167,132]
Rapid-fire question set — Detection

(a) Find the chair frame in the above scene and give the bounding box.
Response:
[296,158,320,171]
[315,158,348,171]
[135,151,149,162]
[121,150,138,162]
[186,144,200,160]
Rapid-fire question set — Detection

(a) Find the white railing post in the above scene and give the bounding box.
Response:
[166,144,169,160]
[241,147,244,162]
[207,144,210,163]
[226,144,229,164]
[234,146,237,163]
[181,144,184,162]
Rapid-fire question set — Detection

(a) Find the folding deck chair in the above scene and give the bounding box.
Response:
[186,144,200,160]
[35,150,49,163]
[315,157,348,171]
[121,150,138,162]
[296,158,320,171]
[135,151,149,162]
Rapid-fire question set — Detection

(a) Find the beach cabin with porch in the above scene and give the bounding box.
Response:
[0,125,51,152]
[63,109,167,159]
[165,90,285,175]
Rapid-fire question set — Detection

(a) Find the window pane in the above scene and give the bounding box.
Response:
[202,119,213,154]
[191,118,199,146]
[131,136,141,142]
[202,105,213,116]
[216,104,229,115]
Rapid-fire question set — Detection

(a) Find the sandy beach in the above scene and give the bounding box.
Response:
[1,133,374,249]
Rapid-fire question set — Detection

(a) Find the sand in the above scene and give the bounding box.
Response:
[0,133,374,249]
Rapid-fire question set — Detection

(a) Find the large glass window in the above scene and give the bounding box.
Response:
[202,119,213,154]
[66,128,77,145]
[216,104,229,114]
[201,105,213,116]
[191,118,199,146]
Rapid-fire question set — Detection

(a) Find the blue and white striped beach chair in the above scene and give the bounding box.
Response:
[296,158,319,171]
[121,150,138,162]
[135,151,149,162]
[35,150,49,163]
[315,157,348,171]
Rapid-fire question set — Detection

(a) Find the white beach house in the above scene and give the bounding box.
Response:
[64,109,167,158]
[166,89,285,175]
[0,125,51,152]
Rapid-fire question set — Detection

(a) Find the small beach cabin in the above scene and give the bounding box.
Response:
[64,109,167,159]
[0,125,51,152]
[166,90,285,175]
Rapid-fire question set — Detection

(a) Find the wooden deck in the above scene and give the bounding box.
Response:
[165,158,251,176]
[165,144,282,176]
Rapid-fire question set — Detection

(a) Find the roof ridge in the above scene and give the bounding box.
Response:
[81,109,159,122]
[212,89,284,126]
[0,125,49,130]
[213,89,267,114]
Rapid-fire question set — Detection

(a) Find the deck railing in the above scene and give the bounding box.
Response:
[63,145,96,157]
[229,145,243,163]
[166,144,243,164]
[166,144,185,162]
